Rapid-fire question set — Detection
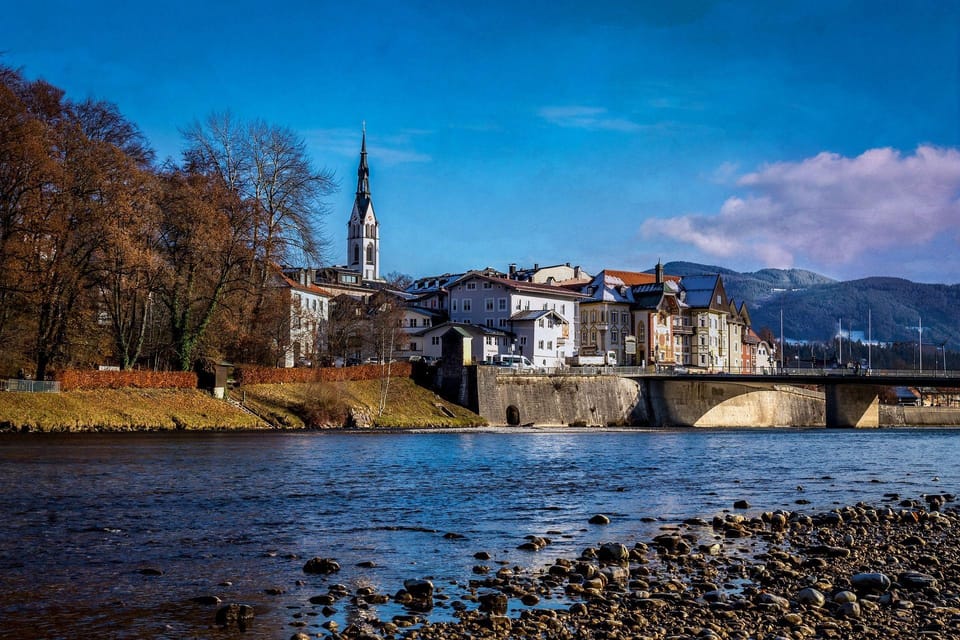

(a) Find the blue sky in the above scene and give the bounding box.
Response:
[3,1,959,283]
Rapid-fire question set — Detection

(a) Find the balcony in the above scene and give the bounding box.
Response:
[672,321,694,335]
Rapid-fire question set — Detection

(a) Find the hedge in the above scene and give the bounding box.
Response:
[234,363,413,385]
[57,370,198,391]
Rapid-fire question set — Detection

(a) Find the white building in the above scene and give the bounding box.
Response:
[446,272,581,368]
[414,322,511,363]
[276,270,332,368]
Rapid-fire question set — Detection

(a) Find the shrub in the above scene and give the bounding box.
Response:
[297,383,350,427]
[57,370,198,391]
[234,363,412,385]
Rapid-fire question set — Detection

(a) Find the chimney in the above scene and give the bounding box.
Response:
[534,263,539,270]
[509,263,517,277]
[655,260,664,284]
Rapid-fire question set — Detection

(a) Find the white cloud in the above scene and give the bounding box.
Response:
[538,106,643,132]
[642,145,960,278]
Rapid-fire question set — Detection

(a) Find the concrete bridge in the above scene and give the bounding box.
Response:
[624,369,960,428]
[465,366,960,428]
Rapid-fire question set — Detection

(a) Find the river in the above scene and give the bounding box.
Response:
[0,427,956,639]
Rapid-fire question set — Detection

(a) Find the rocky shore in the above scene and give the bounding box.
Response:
[222,494,960,640]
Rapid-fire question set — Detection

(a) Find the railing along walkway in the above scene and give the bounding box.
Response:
[1,379,61,393]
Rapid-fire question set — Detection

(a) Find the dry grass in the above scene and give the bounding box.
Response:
[0,378,485,432]
[0,388,266,432]
[240,377,485,428]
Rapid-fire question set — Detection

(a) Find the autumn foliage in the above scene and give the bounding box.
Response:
[235,363,412,385]
[57,369,198,391]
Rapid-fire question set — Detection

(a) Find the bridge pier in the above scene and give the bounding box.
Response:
[824,384,880,428]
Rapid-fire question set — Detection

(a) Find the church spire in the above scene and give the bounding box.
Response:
[356,122,370,197]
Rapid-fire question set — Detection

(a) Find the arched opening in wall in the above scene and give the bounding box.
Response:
[506,405,520,426]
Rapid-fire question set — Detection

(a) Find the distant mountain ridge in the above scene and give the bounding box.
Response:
[657,262,960,345]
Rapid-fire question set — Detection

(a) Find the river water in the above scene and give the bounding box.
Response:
[0,427,957,639]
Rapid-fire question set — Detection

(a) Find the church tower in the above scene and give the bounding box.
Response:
[346,127,380,280]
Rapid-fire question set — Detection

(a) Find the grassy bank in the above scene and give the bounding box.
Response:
[0,388,267,432]
[239,377,485,428]
[0,377,485,432]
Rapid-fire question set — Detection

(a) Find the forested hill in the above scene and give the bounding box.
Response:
[660,262,960,345]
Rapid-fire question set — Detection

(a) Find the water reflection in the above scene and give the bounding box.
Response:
[0,428,956,638]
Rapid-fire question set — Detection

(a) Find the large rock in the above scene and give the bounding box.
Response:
[478,591,508,615]
[303,557,341,574]
[216,603,255,629]
[898,571,937,590]
[796,587,826,607]
[403,578,434,599]
[597,542,629,563]
[851,572,891,594]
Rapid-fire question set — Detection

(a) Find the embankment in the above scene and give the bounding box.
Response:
[881,405,960,426]
[0,377,485,432]
[474,368,825,427]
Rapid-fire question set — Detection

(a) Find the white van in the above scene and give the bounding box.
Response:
[496,354,537,371]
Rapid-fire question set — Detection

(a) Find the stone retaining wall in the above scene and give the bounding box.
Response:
[880,405,960,426]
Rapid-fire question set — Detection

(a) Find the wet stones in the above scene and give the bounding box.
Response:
[797,587,827,607]
[303,557,340,574]
[589,514,611,525]
[399,578,434,611]
[898,571,938,590]
[478,591,508,615]
[851,572,892,594]
[597,542,629,563]
[517,535,550,551]
[215,603,254,629]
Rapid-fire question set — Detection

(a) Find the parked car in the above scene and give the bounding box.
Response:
[496,354,538,371]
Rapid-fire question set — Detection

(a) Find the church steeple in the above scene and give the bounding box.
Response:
[347,124,380,281]
[356,124,370,197]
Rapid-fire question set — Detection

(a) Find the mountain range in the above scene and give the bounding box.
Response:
[660,261,960,347]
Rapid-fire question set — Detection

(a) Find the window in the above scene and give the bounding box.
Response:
[431,336,440,345]
[524,301,530,310]
[366,244,374,263]
[485,299,494,311]
[466,282,477,290]
[520,337,527,346]
[547,340,553,350]
[538,319,544,328]
[499,318,508,327]
[486,319,494,327]
[452,300,458,312]
[353,245,360,263]
[483,282,492,289]
[610,311,618,324]
[590,311,597,322]
[538,340,544,349]
[611,329,618,344]
[409,318,418,327]
[463,300,472,311]
[410,342,417,351]
[424,319,431,327]
[498,298,507,311]
[581,311,588,323]
[600,311,606,322]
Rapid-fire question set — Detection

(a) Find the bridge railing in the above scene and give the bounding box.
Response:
[493,364,960,381]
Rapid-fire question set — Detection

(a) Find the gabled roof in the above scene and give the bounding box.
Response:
[455,272,585,299]
[509,309,569,324]
[414,321,510,338]
[278,274,334,298]
[680,274,728,311]
[603,269,681,285]
[404,307,447,320]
